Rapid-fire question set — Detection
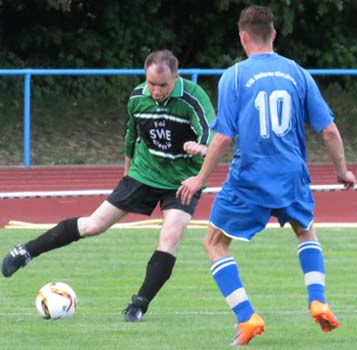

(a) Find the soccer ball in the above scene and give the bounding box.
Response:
[35,282,77,320]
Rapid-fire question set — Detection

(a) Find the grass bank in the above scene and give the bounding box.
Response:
[0,83,356,166]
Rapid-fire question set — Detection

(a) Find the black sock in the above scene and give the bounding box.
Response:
[25,217,81,258]
[138,250,176,302]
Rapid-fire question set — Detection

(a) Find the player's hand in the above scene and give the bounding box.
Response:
[337,170,356,190]
[177,176,205,205]
[183,141,207,157]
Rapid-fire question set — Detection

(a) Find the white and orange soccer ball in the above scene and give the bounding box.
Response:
[35,282,77,320]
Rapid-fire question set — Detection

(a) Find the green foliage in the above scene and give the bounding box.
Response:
[47,0,73,11]
[0,0,356,97]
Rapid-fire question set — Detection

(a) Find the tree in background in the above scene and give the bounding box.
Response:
[0,0,355,96]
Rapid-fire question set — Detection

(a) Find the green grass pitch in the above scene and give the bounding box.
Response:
[0,227,356,350]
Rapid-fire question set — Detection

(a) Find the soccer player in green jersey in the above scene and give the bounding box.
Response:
[2,50,216,322]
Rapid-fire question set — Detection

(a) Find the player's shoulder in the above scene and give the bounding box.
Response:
[129,81,146,99]
[181,76,199,91]
[180,77,209,98]
[276,54,309,75]
[218,61,240,87]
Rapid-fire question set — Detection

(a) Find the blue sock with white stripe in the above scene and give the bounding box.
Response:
[211,256,254,323]
[298,240,326,305]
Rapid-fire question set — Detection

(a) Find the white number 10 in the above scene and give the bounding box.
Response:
[255,90,292,138]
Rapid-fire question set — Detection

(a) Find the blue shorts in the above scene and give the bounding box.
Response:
[209,186,314,241]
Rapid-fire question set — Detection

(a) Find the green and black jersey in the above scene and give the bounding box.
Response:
[125,77,216,189]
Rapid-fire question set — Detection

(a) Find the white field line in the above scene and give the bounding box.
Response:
[0,184,355,199]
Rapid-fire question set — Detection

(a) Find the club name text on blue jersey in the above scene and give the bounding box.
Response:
[246,71,297,88]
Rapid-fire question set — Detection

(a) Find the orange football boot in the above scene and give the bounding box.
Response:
[310,300,340,332]
[231,313,265,346]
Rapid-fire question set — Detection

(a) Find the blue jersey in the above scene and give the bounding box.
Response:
[211,53,333,207]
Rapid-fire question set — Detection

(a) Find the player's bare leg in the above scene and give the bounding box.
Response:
[78,200,127,237]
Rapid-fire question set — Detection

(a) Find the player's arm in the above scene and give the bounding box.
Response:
[183,141,208,157]
[187,85,216,152]
[321,122,356,190]
[177,132,232,205]
[123,102,137,176]
[124,156,132,176]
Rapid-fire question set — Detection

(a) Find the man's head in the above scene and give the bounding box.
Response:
[144,50,179,103]
[238,5,276,54]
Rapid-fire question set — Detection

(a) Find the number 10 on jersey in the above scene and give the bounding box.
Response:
[255,90,292,138]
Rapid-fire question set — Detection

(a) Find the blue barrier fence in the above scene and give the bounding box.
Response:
[1,68,357,167]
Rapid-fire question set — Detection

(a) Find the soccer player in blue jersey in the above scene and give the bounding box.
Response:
[177,5,356,346]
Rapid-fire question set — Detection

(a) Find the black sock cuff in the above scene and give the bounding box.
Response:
[137,250,177,301]
[62,217,81,241]
[25,217,81,258]
[149,250,176,265]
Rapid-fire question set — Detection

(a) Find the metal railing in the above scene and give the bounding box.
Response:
[0,68,356,167]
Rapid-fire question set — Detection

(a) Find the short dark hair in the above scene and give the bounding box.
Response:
[238,5,275,43]
[144,50,179,74]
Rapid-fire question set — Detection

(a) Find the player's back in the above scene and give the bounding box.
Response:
[227,53,311,207]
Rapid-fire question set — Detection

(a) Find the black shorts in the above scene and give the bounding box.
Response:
[107,176,201,216]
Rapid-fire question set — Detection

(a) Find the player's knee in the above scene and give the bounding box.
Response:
[204,225,229,261]
[158,229,183,254]
[204,226,216,254]
[80,219,107,237]
[203,235,213,255]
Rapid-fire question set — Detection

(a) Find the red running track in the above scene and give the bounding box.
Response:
[0,164,356,228]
